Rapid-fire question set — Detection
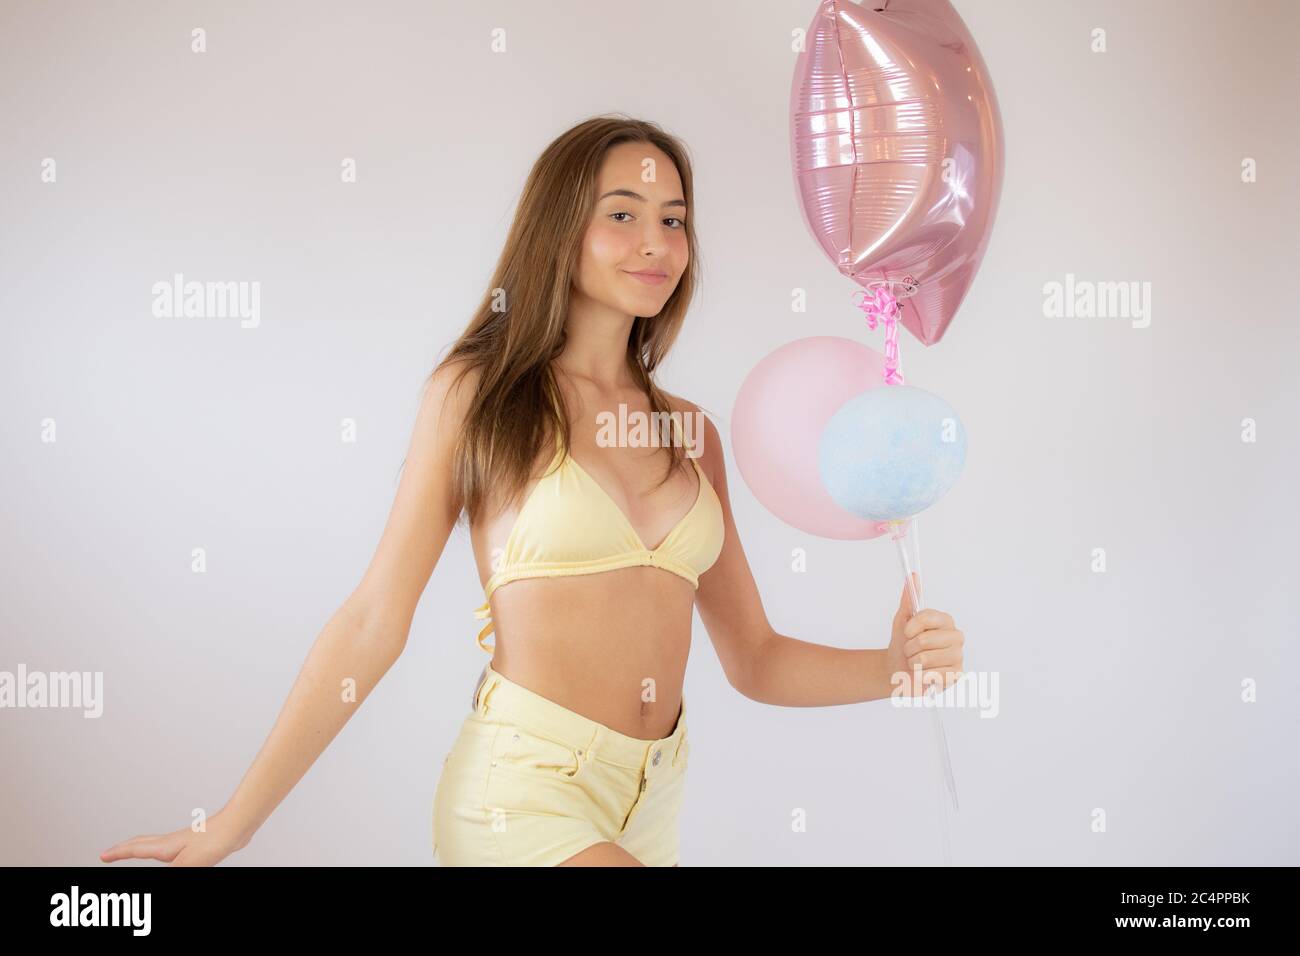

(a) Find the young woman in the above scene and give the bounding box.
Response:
[100,115,964,867]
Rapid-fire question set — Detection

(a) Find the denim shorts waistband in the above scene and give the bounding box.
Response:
[472,662,686,771]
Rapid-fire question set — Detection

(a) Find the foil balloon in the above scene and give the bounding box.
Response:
[790,0,1004,346]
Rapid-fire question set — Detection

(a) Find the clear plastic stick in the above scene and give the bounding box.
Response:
[890,517,958,865]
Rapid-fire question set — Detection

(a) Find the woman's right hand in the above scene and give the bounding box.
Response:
[100,809,251,866]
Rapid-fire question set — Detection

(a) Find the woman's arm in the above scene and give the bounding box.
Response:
[102,360,479,865]
[690,410,963,707]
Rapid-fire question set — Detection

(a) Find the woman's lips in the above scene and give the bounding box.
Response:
[626,271,668,285]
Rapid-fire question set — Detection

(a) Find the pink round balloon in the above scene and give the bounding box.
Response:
[790,0,1005,346]
[731,337,896,540]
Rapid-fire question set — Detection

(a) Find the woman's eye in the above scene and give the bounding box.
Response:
[609,212,685,229]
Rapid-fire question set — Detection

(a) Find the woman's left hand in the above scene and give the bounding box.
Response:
[884,573,964,697]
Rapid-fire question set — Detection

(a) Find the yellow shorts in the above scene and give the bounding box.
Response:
[432,662,689,866]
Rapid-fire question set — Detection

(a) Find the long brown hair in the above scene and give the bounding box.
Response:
[429,114,706,530]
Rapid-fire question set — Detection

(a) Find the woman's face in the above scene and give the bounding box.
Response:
[573,141,689,319]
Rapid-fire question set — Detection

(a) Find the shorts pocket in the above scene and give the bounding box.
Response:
[491,722,583,778]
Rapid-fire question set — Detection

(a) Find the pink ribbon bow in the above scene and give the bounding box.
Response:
[853,285,905,386]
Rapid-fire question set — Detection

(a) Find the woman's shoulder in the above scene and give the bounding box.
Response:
[658,389,722,481]
[657,385,694,413]
[416,357,486,446]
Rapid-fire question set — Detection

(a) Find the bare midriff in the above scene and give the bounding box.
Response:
[475,566,693,741]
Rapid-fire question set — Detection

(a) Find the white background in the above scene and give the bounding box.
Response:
[1,0,1296,865]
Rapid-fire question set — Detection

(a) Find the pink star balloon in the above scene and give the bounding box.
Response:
[790,0,1005,346]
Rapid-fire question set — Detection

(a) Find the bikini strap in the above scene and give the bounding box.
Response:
[474,600,495,652]
[668,406,703,474]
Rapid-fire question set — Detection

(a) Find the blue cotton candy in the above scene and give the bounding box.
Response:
[817,385,967,521]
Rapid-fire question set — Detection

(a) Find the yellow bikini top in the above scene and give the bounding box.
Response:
[472,382,725,652]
